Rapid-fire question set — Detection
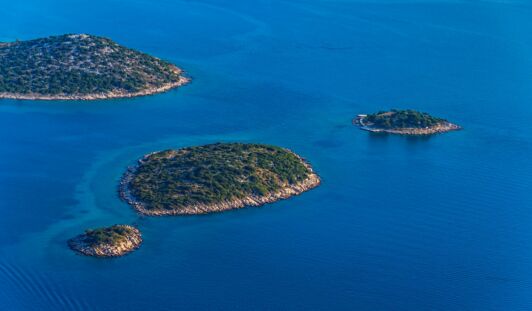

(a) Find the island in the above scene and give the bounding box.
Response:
[0,34,189,100]
[120,143,321,215]
[353,109,460,135]
[68,225,142,257]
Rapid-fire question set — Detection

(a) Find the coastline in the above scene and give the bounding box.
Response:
[68,225,142,257]
[353,115,461,135]
[0,76,190,101]
[119,150,321,216]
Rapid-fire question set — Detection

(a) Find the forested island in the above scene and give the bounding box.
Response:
[353,109,460,135]
[0,34,189,100]
[120,143,321,215]
[68,225,142,257]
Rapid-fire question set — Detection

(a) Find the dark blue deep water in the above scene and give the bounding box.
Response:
[1,0,532,310]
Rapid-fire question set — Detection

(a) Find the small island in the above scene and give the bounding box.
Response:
[68,225,142,257]
[120,143,321,215]
[0,34,189,100]
[353,109,460,135]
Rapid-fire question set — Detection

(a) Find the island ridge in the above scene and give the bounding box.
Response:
[353,109,460,135]
[68,225,142,257]
[0,34,189,100]
[120,143,321,215]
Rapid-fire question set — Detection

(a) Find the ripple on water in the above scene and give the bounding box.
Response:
[0,259,90,311]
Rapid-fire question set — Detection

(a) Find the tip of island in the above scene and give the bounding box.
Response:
[0,34,189,100]
[119,143,321,216]
[353,109,460,135]
[68,225,142,257]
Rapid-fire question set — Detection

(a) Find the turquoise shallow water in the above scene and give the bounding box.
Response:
[1,0,532,310]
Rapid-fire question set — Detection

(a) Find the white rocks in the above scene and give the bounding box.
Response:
[119,149,321,216]
[0,76,190,101]
[353,115,461,135]
[68,225,142,257]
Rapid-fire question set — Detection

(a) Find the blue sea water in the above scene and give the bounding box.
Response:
[1,0,532,310]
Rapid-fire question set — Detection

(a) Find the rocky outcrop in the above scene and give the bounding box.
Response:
[68,225,142,257]
[0,76,189,101]
[119,150,321,216]
[353,115,461,135]
[0,34,190,100]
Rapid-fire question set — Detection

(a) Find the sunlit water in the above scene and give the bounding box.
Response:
[1,0,532,310]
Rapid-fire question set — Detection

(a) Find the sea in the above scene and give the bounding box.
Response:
[1,0,532,310]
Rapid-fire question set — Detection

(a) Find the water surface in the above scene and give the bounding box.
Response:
[1,0,532,310]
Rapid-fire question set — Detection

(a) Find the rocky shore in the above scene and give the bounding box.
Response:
[68,225,142,257]
[0,34,191,101]
[0,75,190,101]
[119,150,321,216]
[353,115,461,135]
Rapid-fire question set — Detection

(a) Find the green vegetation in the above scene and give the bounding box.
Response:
[83,225,135,247]
[365,109,446,129]
[0,34,184,96]
[128,143,313,212]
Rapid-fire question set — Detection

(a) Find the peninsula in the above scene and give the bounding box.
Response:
[120,143,321,215]
[0,34,189,100]
[353,109,460,135]
[68,225,142,257]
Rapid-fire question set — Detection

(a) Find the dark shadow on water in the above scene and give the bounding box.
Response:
[367,132,434,143]
[365,132,435,153]
[313,139,344,149]
[366,131,389,145]
[404,134,433,144]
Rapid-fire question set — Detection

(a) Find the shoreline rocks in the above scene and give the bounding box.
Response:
[353,114,461,135]
[0,34,190,101]
[0,76,190,101]
[119,148,321,216]
[68,225,142,257]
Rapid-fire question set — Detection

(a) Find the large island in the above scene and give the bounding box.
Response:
[0,34,189,100]
[68,225,142,257]
[120,143,321,215]
[353,109,460,135]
